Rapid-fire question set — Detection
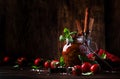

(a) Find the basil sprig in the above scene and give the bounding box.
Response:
[59,28,77,43]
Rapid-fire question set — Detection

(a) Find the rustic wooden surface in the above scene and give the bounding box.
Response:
[0,66,120,79]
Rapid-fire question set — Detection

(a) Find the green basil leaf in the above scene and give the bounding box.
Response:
[60,56,65,66]
[59,35,65,41]
[78,55,82,61]
[90,60,98,64]
[59,28,76,43]
[78,55,89,62]
[100,53,106,59]
[32,65,40,69]
[64,28,70,35]
[68,36,73,42]
[82,72,93,76]
[69,31,77,35]
[13,65,19,68]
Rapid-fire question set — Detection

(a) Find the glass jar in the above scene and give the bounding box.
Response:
[62,36,87,67]
[62,35,98,67]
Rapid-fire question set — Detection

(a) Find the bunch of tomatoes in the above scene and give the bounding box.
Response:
[43,59,100,76]
[0,55,100,76]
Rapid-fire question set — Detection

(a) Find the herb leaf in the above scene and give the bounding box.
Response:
[59,28,77,43]
[70,31,77,35]
[82,72,93,76]
[100,53,106,59]
[59,56,65,66]
[59,35,65,41]
[64,28,70,35]
[32,65,40,69]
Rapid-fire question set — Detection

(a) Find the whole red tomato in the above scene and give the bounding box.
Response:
[17,57,26,65]
[50,60,59,68]
[72,65,81,76]
[90,64,100,73]
[87,53,95,61]
[81,62,92,73]
[44,60,51,69]
[34,58,41,66]
[3,56,10,63]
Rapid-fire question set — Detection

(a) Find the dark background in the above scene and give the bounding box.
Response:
[0,0,120,60]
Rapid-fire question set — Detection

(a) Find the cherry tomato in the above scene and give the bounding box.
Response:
[50,60,59,68]
[72,65,81,76]
[90,64,100,73]
[34,58,41,66]
[44,60,51,69]
[81,62,92,73]
[17,57,26,65]
[3,56,10,63]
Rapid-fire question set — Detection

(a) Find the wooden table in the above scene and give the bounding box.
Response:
[0,66,120,79]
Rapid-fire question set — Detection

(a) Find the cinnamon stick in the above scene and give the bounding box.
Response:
[84,8,88,33]
[75,20,83,35]
[88,18,94,36]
